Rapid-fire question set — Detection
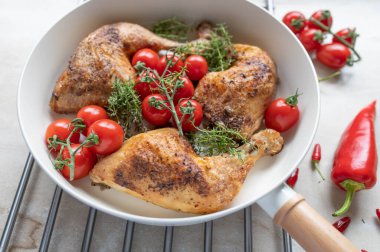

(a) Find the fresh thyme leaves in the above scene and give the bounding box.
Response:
[107,78,144,138]
[152,17,191,42]
[187,124,246,157]
[175,24,237,72]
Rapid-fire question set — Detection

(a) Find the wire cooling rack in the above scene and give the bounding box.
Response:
[0,0,294,251]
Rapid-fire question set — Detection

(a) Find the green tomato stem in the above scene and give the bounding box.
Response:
[310,18,361,62]
[318,71,341,82]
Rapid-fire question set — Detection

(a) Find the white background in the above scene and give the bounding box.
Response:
[0,0,379,251]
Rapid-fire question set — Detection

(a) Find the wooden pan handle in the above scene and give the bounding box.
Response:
[274,194,359,252]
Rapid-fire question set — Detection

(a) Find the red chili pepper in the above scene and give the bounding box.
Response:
[332,216,351,233]
[331,101,378,216]
[286,168,299,188]
[311,143,325,180]
[361,250,368,252]
[376,208,380,222]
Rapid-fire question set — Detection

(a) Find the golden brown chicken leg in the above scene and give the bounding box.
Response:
[194,44,277,138]
[50,22,181,113]
[90,128,283,214]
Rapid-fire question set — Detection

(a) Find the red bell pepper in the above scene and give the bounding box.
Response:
[331,101,377,216]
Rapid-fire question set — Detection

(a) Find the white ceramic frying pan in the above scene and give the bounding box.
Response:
[17,0,359,251]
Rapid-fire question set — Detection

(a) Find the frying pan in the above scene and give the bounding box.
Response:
[17,0,359,251]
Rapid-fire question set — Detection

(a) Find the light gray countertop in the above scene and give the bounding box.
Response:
[1,0,380,251]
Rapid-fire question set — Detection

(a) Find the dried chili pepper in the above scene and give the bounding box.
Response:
[332,216,351,233]
[331,101,377,216]
[286,168,299,188]
[311,143,325,180]
[376,209,380,222]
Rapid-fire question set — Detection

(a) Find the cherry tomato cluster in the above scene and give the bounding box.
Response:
[131,48,207,131]
[283,10,360,70]
[45,105,124,181]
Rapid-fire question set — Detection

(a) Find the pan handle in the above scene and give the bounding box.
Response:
[257,184,360,252]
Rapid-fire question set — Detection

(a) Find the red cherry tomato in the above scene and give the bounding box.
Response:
[332,28,356,45]
[282,11,306,34]
[134,72,159,100]
[45,119,80,150]
[309,10,333,31]
[157,54,184,75]
[76,105,109,135]
[61,144,97,180]
[316,43,351,69]
[87,119,124,155]
[298,28,324,52]
[265,93,300,132]
[173,76,195,104]
[142,94,172,126]
[175,99,203,132]
[131,48,159,69]
[184,55,208,80]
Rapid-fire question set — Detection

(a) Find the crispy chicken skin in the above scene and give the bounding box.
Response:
[90,128,283,214]
[194,44,277,138]
[50,22,180,113]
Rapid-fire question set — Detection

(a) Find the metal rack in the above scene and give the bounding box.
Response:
[0,0,294,251]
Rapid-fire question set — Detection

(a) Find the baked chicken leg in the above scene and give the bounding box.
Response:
[194,44,277,138]
[90,128,283,214]
[50,22,181,113]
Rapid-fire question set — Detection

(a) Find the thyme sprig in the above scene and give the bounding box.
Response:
[175,24,237,72]
[152,17,191,42]
[187,124,246,157]
[47,118,99,181]
[134,54,188,136]
[107,78,144,138]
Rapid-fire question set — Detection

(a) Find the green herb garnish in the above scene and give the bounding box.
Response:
[152,17,191,42]
[176,24,237,72]
[187,124,246,157]
[47,118,99,181]
[134,56,188,136]
[107,78,144,138]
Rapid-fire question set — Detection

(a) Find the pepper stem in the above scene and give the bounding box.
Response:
[312,161,325,181]
[333,179,365,217]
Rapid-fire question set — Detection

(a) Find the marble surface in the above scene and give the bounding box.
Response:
[1,0,380,251]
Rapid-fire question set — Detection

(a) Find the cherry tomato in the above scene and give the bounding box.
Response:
[87,119,124,155]
[45,119,80,150]
[131,48,159,69]
[173,76,195,104]
[265,92,300,132]
[282,11,306,34]
[316,43,351,69]
[77,105,109,135]
[175,99,203,132]
[157,54,184,75]
[332,28,357,45]
[134,72,159,100]
[298,28,324,52]
[142,94,172,126]
[61,144,97,180]
[308,10,333,31]
[184,55,208,80]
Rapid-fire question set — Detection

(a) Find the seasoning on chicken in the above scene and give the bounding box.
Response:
[90,128,283,214]
[194,44,277,138]
[50,22,181,113]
